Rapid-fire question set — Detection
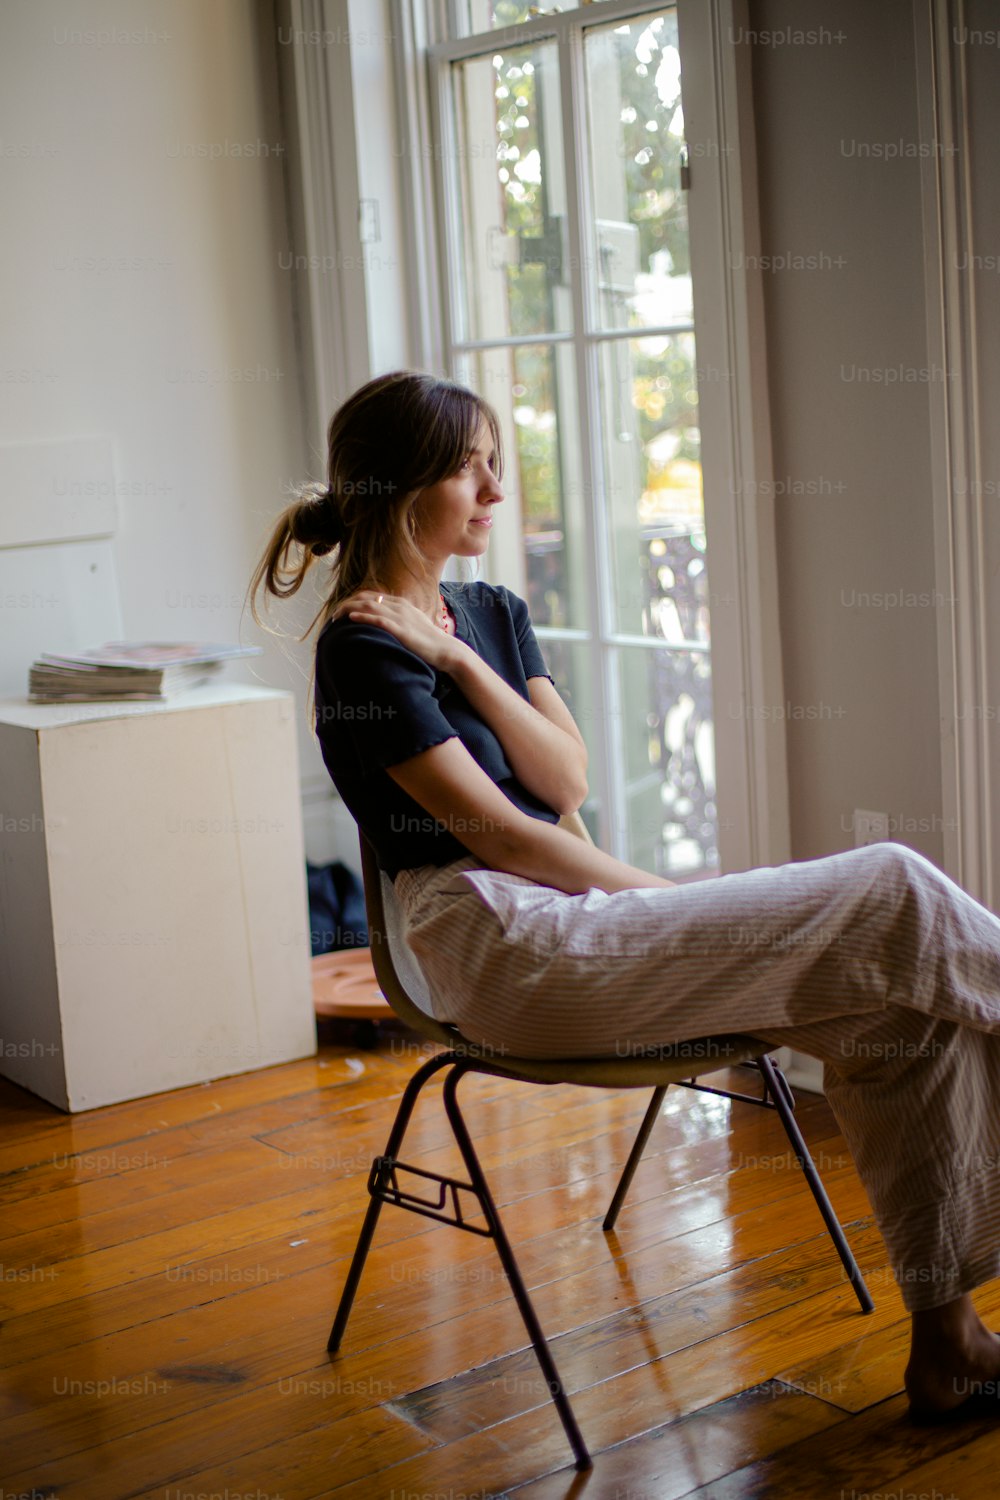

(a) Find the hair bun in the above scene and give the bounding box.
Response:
[292,487,342,555]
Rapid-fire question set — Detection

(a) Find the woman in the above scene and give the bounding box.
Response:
[251,368,1000,1422]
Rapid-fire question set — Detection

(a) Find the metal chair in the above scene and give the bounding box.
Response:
[327,816,874,1471]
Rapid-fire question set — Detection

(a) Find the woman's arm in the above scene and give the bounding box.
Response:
[387,736,674,894]
[335,590,588,816]
[443,640,588,816]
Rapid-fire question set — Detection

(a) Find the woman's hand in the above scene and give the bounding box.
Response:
[331,590,462,674]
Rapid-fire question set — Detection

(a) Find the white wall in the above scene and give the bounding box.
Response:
[0,0,346,857]
[749,0,946,864]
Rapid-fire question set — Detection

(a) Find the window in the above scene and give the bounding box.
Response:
[280,0,789,878]
[432,0,718,877]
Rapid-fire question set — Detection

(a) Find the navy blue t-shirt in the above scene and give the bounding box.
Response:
[314,580,561,879]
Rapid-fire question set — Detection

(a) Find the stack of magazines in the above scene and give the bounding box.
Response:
[28,642,263,704]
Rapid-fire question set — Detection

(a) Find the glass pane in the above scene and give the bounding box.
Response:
[585,10,693,332]
[451,40,572,342]
[542,638,601,842]
[618,644,718,878]
[454,1,617,36]
[597,332,707,640]
[455,342,587,630]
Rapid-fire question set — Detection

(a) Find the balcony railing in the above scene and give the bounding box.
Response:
[525,522,717,877]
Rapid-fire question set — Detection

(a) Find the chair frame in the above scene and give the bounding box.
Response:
[327,827,874,1472]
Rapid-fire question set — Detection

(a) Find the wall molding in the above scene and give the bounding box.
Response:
[274,0,373,462]
[916,0,990,901]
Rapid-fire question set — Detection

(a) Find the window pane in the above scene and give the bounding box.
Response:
[455,342,587,630]
[597,332,706,640]
[617,644,718,877]
[542,637,601,842]
[454,1,616,36]
[439,3,721,884]
[585,10,693,332]
[451,40,572,341]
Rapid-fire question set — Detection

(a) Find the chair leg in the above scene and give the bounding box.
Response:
[327,1051,454,1353]
[603,1087,668,1232]
[755,1053,875,1315]
[442,1064,592,1472]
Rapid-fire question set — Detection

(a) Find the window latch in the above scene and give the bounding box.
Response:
[679,143,691,191]
[518,213,564,284]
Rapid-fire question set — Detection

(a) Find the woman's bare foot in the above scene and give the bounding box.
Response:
[905,1296,1000,1419]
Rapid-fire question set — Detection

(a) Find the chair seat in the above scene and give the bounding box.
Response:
[431,1032,772,1088]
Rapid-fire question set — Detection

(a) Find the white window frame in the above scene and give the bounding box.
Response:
[426,0,789,872]
[915,0,990,904]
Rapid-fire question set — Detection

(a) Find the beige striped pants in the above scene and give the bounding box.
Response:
[394,841,1000,1312]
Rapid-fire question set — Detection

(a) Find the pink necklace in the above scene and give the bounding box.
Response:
[437,592,452,632]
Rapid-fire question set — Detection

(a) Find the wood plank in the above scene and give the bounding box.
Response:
[4,1381,437,1500]
[0,1070,848,1312]
[306,1282,911,1500]
[0,1125,865,1379]
[0,1063,648,1210]
[127,1386,840,1500]
[682,1392,1000,1498]
[0,1049,378,1149]
[866,1421,1000,1500]
[4,1252,887,1500]
[386,1218,888,1444]
[773,1278,1000,1414]
[510,1383,846,1499]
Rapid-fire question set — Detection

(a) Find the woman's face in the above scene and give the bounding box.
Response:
[410,420,504,565]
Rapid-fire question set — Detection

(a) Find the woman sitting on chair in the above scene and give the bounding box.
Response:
[251,368,1000,1424]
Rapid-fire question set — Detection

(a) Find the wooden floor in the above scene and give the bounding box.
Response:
[3,1022,1000,1499]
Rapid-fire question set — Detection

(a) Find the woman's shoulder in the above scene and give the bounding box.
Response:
[316,611,355,656]
[315,612,432,682]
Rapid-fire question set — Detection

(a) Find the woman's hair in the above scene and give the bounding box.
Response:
[249,369,504,640]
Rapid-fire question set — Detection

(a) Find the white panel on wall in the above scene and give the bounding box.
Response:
[0,537,123,700]
[0,437,123,699]
[0,435,118,549]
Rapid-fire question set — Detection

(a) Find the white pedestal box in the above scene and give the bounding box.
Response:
[0,685,317,1112]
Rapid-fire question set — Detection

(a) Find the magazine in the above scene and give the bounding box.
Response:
[28,642,262,703]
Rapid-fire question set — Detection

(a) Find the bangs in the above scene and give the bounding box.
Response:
[417,384,504,486]
[326,370,505,504]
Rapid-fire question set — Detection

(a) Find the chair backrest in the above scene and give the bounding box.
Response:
[555,807,594,846]
[358,830,463,1046]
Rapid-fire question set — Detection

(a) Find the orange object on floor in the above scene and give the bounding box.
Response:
[311,947,392,1020]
